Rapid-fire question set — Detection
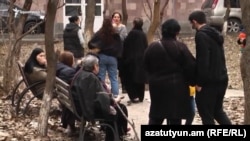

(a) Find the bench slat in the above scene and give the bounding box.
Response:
[57,98,74,113]
[56,91,71,103]
[55,78,69,89]
[55,84,70,97]
[54,77,79,118]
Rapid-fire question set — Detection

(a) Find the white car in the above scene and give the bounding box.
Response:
[201,0,241,33]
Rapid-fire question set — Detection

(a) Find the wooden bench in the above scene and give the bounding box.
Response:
[11,61,45,115]
[11,61,119,140]
[54,77,119,141]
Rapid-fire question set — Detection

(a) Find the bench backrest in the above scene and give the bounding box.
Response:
[54,77,80,119]
[17,61,40,96]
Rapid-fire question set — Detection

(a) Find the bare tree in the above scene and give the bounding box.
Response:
[3,0,32,94]
[103,0,108,17]
[143,0,153,20]
[38,0,59,137]
[222,0,231,35]
[143,0,169,43]
[160,0,169,23]
[83,0,96,55]
[109,0,115,15]
[121,0,128,25]
[239,0,250,124]
[146,0,160,44]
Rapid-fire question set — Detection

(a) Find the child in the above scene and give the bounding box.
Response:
[237,25,246,53]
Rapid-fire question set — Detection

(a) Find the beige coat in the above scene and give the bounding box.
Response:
[26,67,47,99]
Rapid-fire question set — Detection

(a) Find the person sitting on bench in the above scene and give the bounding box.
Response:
[70,54,128,141]
[24,48,47,99]
[56,50,78,136]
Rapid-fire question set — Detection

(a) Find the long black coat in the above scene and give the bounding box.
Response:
[122,29,148,83]
[143,38,196,119]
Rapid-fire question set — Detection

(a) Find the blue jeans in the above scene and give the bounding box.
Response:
[185,96,195,125]
[98,54,119,96]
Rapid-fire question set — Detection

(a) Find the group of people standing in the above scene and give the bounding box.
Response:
[22,9,232,141]
[144,10,231,125]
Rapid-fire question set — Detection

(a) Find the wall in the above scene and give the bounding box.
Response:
[15,0,205,36]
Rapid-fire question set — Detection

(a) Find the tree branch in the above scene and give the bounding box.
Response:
[142,0,151,21]
[57,2,65,9]
[160,0,169,22]
[13,20,45,48]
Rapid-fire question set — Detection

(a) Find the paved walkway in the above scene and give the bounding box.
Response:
[120,89,244,140]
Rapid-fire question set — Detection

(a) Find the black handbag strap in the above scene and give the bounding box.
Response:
[158,40,180,64]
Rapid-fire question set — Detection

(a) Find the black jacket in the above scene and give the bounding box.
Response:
[88,31,123,58]
[70,70,111,121]
[56,62,76,84]
[63,23,84,58]
[195,25,228,86]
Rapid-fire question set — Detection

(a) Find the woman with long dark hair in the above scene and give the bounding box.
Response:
[24,47,47,99]
[88,17,123,98]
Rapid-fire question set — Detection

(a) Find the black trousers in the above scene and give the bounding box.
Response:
[124,80,145,102]
[104,103,128,141]
[148,117,181,125]
[61,104,77,129]
[195,82,232,125]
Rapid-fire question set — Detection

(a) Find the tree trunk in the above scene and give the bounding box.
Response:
[222,0,231,35]
[146,0,160,44]
[38,0,58,136]
[109,0,115,15]
[3,0,32,94]
[240,0,250,124]
[103,0,108,17]
[83,0,96,54]
[121,0,128,25]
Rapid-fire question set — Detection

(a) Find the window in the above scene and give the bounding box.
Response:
[95,5,101,16]
[65,6,81,16]
[85,0,101,4]
[66,0,80,3]
[65,0,102,16]
[224,0,240,8]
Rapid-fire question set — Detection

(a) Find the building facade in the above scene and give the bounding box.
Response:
[15,0,205,36]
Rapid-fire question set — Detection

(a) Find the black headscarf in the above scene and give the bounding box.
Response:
[161,19,181,39]
[24,48,45,74]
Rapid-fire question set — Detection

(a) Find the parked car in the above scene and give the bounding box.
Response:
[0,0,45,34]
[201,0,241,33]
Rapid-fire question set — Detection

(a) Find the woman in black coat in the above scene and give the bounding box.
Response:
[143,19,196,125]
[122,17,148,103]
